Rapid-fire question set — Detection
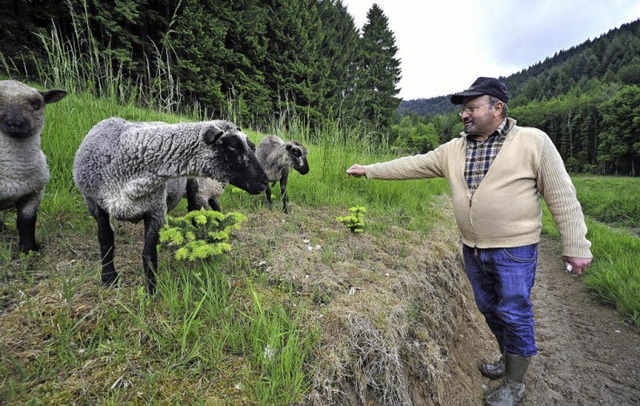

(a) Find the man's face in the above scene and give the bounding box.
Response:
[459,95,501,136]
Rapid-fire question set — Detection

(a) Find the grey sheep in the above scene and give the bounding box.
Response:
[0,80,67,253]
[73,117,268,293]
[256,135,309,213]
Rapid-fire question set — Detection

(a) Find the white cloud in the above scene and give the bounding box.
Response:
[342,0,640,100]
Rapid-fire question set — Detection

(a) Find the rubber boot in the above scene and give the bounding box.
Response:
[480,336,505,379]
[484,354,530,406]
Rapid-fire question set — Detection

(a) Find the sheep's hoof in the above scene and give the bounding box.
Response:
[146,282,157,296]
[18,243,40,254]
[101,273,119,287]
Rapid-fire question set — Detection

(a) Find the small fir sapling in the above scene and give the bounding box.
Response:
[337,206,367,233]
[158,208,247,261]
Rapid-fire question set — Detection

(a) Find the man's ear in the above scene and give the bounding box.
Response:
[202,126,224,145]
[493,101,503,117]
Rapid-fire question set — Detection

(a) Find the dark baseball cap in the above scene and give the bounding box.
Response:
[450,77,509,105]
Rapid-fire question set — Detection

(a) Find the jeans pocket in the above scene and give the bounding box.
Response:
[502,244,538,262]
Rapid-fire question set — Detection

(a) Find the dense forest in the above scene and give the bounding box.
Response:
[0,0,401,141]
[1,1,639,175]
[398,19,640,176]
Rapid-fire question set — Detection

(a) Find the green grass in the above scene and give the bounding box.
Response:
[3,38,640,401]
[0,87,453,404]
[582,220,640,325]
[2,86,639,404]
[0,91,319,404]
[3,89,639,402]
[0,16,461,403]
[572,175,640,228]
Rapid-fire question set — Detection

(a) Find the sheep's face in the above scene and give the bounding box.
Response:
[202,124,268,194]
[286,141,310,175]
[0,80,67,139]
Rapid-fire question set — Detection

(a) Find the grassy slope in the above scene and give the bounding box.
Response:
[1,91,639,404]
[0,93,456,404]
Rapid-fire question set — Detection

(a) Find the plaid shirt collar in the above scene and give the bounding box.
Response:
[464,119,509,193]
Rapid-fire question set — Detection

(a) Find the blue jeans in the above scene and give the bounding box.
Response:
[462,243,538,357]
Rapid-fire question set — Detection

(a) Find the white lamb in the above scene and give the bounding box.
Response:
[0,80,67,253]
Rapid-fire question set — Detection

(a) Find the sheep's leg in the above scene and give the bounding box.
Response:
[93,206,117,286]
[279,172,290,214]
[208,197,221,212]
[16,211,38,253]
[264,184,273,210]
[15,193,40,253]
[186,179,202,211]
[142,212,164,295]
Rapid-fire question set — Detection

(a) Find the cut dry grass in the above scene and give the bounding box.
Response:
[229,197,494,405]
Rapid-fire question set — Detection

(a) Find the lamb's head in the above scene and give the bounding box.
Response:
[286,141,310,175]
[201,121,268,194]
[0,80,67,139]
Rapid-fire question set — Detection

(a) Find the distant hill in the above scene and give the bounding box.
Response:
[399,18,640,116]
[397,95,454,116]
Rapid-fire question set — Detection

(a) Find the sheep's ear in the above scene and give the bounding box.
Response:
[41,90,67,104]
[247,139,256,152]
[202,127,225,145]
[285,143,293,151]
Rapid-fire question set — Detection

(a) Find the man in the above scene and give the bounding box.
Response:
[346,77,592,406]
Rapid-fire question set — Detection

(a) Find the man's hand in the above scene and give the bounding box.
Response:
[346,164,366,178]
[563,256,592,275]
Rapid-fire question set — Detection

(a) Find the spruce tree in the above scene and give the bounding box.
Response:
[210,0,271,125]
[262,0,325,127]
[318,0,362,126]
[357,4,401,138]
[171,0,227,114]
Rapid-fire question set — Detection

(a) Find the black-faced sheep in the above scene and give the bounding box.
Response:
[0,80,67,253]
[255,135,309,213]
[73,118,268,293]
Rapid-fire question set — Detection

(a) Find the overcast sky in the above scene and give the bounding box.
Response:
[342,0,640,100]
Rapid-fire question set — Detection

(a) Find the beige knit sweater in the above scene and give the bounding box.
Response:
[364,118,592,259]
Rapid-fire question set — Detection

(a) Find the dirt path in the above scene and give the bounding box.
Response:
[519,237,640,405]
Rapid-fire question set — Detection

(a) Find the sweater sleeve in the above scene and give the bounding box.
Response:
[364,145,446,180]
[537,136,592,258]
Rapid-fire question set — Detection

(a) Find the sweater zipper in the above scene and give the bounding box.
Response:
[469,197,478,256]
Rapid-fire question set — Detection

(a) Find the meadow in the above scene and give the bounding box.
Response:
[2,12,639,403]
[1,90,458,404]
[1,87,639,404]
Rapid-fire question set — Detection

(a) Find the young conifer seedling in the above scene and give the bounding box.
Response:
[336,206,366,233]
[158,209,247,261]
